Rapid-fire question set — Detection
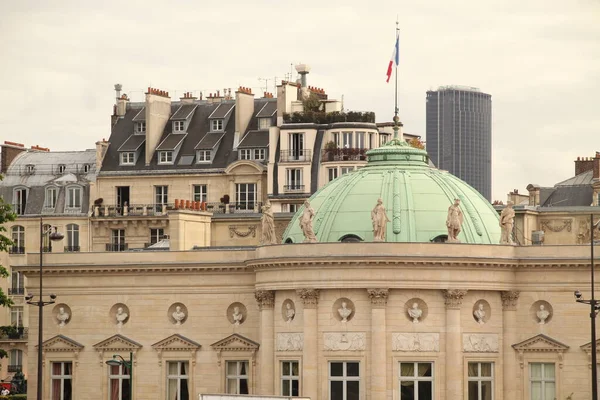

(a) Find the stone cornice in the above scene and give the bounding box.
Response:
[296,289,320,308]
[442,289,468,309]
[367,288,389,307]
[255,290,275,310]
[16,263,250,276]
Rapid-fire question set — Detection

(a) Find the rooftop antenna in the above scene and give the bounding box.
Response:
[258,78,270,94]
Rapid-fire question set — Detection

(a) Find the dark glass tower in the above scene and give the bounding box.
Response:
[426,86,492,200]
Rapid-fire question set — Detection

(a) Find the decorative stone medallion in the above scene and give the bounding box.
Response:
[405,298,428,323]
[168,302,188,325]
[531,300,553,325]
[472,299,491,325]
[282,299,296,323]
[110,303,130,327]
[53,303,72,327]
[227,302,247,326]
[332,298,355,323]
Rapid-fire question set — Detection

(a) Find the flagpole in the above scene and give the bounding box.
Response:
[393,20,400,140]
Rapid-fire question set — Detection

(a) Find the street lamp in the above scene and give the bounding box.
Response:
[105,352,133,400]
[574,213,600,400]
[25,218,63,400]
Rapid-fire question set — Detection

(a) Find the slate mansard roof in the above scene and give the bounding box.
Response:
[100,98,276,175]
[0,149,97,216]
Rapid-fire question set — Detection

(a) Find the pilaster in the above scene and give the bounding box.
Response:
[297,289,320,400]
[367,289,388,400]
[501,290,520,400]
[442,289,468,400]
[255,290,275,395]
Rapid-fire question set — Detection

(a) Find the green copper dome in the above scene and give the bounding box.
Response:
[282,138,501,244]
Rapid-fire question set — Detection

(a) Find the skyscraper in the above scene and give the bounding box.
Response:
[426,86,492,200]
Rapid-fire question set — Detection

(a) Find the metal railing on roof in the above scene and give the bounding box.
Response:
[280,149,312,163]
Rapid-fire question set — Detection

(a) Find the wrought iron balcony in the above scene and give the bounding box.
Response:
[284,185,306,192]
[0,327,27,341]
[321,148,368,162]
[105,243,128,252]
[9,246,25,254]
[42,246,52,253]
[8,365,22,372]
[8,288,25,295]
[280,149,312,163]
[229,202,263,213]
[64,246,80,252]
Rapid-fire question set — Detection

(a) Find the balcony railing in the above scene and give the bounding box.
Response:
[105,243,128,252]
[64,246,80,252]
[8,365,22,373]
[322,148,368,162]
[93,204,172,217]
[0,327,27,340]
[229,202,263,213]
[9,246,25,254]
[280,149,312,163]
[42,246,52,253]
[284,185,306,192]
[8,288,24,296]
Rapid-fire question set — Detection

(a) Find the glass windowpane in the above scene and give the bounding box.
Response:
[418,363,432,377]
[330,381,343,400]
[418,381,433,400]
[468,381,479,400]
[481,381,492,400]
[480,363,492,377]
[346,362,359,377]
[330,362,343,377]
[347,381,359,400]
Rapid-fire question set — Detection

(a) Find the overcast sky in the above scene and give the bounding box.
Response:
[1,0,599,200]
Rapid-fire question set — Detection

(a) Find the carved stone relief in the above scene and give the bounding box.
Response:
[53,304,71,327]
[501,291,520,311]
[332,298,354,323]
[282,299,296,323]
[540,219,572,233]
[392,333,440,352]
[228,225,257,238]
[168,303,188,326]
[531,301,552,325]
[463,334,499,353]
[442,289,468,309]
[110,303,130,327]
[472,300,491,325]
[276,333,303,351]
[324,332,366,351]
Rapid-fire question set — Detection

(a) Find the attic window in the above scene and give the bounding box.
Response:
[258,118,272,130]
[196,150,211,163]
[135,121,146,134]
[211,119,223,132]
[58,164,66,174]
[173,121,185,132]
[83,164,90,173]
[159,151,174,164]
[120,152,135,165]
[25,164,35,174]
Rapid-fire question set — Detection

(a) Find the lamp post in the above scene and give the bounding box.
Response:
[25,218,63,400]
[574,213,600,400]
[106,352,133,400]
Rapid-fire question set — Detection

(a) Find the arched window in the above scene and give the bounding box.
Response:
[10,226,25,254]
[66,224,80,252]
[339,234,363,243]
[66,185,82,209]
[430,234,448,243]
[9,349,23,372]
[284,238,293,244]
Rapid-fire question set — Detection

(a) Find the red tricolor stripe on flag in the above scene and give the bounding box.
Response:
[386,33,399,83]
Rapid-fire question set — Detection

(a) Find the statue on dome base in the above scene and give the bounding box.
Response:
[446,199,464,243]
[300,200,318,243]
[260,201,277,245]
[371,198,390,242]
[499,201,515,245]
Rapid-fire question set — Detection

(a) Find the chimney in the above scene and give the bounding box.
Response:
[145,87,171,165]
[295,64,311,88]
[180,91,197,105]
[30,145,50,152]
[276,81,299,125]
[207,90,224,104]
[96,139,109,170]
[595,152,600,179]
[0,141,26,174]
[575,155,597,176]
[234,86,255,149]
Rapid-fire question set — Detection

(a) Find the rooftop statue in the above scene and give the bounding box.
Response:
[371,198,390,242]
[300,200,318,243]
[500,201,515,245]
[261,201,277,245]
[446,199,464,243]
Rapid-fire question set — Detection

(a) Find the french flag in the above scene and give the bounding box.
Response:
[386,33,399,83]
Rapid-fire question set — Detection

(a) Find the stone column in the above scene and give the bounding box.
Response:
[297,288,320,400]
[255,290,275,395]
[442,289,468,400]
[501,291,520,400]
[367,289,389,400]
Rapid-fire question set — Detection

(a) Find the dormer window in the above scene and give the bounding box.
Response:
[58,164,66,174]
[173,121,185,132]
[197,150,212,163]
[135,121,146,134]
[158,151,174,164]
[44,187,57,209]
[211,119,224,132]
[258,118,272,130]
[66,186,82,209]
[25,164,35,174]
[120,152,135,165]
[83,164,91,173]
